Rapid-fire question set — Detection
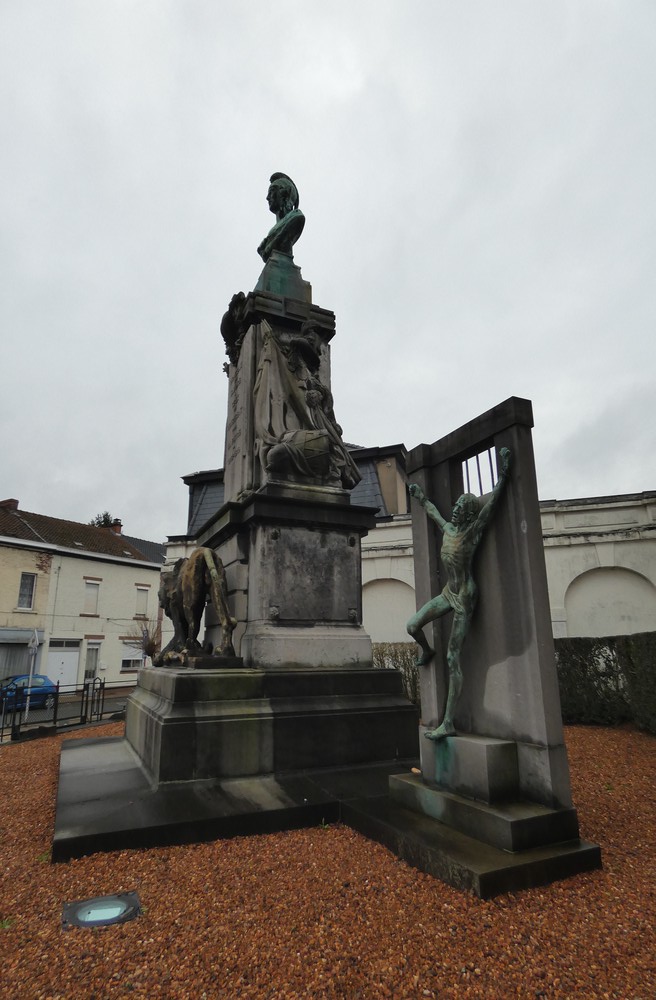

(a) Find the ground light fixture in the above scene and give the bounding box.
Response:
[62,892,141,929]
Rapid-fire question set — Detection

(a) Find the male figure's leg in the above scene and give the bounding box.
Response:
[407,594,452,666]
[425,609,472,740]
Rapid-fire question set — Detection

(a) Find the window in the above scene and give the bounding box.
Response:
[17,573,36,610]
[461,447,498,497]
[84,642,101,680]
[83,581,100,616]
[135,587,149,617]
[121,657,142,673]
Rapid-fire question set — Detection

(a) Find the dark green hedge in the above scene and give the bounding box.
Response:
[376,634,656,733]
[555,632,656,734]
[616,633,656,734]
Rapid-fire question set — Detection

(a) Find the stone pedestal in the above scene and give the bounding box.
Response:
[389,732,579,853]
[202,286,378,670]
[254,250,311,302]
[221,291,336,505]
[125,664,418,785]
[197,487,376,669]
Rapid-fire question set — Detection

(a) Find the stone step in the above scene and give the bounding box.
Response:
[342,793,601,899]
[389,772,579,852]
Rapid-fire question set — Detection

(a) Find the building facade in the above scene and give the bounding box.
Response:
[540,492,656,637]
[174,455,656,644]
[0,499,169,686]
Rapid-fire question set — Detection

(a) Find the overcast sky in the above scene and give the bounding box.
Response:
[2,1,655,541]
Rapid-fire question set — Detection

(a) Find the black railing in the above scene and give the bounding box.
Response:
[0,678,129,743]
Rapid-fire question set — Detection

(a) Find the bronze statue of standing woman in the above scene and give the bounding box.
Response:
[407,447,512,740]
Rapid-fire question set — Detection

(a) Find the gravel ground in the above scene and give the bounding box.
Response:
[0,724,654,999]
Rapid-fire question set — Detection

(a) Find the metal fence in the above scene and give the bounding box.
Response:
[0,678,132,743]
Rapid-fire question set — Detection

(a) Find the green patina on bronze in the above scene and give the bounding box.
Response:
[257,172,305,262]
[407,447,512,740]
[253,172,310,300]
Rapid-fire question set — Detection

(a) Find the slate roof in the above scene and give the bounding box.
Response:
[0,505,153,562]
[123,534,166,564]
[187,481,226,537]
[181,447,396,537]
[350,459,388,514]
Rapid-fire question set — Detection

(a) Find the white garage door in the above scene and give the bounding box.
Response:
[46,640,81,688]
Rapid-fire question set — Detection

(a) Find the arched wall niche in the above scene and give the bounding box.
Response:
[363,579,416,644]
[564,566,656,637]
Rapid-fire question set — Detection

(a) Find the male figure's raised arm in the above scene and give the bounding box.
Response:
[409,483,448,533]
[472,447,512,538]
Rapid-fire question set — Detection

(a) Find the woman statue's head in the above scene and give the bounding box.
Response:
[267,172,300,217]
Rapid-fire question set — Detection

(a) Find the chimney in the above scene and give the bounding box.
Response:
[0,498,19,511]
[110,518,123,535]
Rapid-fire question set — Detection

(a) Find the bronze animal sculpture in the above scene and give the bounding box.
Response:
[154,547,236,666]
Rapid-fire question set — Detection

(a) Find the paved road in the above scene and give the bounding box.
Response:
[53,694,127,723]
[1,694,128,738]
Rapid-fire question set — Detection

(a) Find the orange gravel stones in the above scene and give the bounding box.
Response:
[0,722,653,999]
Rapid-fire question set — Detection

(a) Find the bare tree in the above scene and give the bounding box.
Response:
[122,618,162,664]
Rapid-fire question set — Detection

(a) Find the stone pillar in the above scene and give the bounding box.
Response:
[203,290,377,669]
[197,489,376,669]
[221,292,336,505]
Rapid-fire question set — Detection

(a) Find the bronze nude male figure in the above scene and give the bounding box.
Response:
[407,447,512,740]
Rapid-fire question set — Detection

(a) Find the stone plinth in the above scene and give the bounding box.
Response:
[343,793,601,899]
[190,655,244,670]
[197,486,377,669]
[222,291,336,505]
[389,773,579,853]
[125,665,418,785]
[253,251,311,302]
[389,731,579,855]
[419,731,519,803]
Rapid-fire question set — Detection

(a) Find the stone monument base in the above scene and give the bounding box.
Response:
[125,664,418,785]
[53,695,601,897]
[52,663,420,867]
[341,791,601,899]
[335,729,601,897]
[51,736,414,864]
[388,772,579,853]
[239,625,372,670]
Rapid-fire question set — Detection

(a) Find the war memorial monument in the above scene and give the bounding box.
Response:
[53,175,600,897]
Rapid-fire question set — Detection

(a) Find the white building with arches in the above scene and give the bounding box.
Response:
[540,492,656,638]
[361,491,656,643]
[362,515,416,643]
[176,453,656,644]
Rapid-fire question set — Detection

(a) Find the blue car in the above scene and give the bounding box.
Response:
[0,674,57,712]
